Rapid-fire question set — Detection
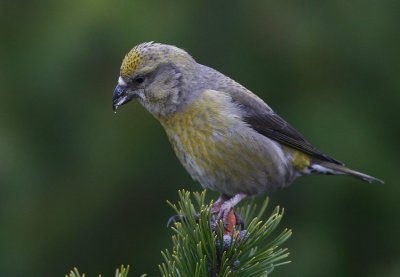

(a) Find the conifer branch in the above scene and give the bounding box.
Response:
[160,190,291,276]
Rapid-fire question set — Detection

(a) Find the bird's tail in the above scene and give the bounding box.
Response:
[308,161,384,184]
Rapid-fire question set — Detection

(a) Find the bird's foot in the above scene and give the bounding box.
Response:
[167,193,247,235]
[211,193,247,235]
[167,210,244,236]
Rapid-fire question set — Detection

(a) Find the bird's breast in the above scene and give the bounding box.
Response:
[157,90,292,195]
[158,91,234,177]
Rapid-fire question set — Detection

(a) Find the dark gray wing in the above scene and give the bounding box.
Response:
[225,87,343,165]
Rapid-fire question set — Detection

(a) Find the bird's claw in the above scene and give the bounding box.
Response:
[233,211,245,229]
[166,214,182,227]
[166,213,200,227]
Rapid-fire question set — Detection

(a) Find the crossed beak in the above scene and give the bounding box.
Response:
[112,85,135,112]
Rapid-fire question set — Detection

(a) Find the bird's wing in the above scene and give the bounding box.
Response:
[226,87,343,165]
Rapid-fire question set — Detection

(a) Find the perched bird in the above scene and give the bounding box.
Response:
[112,42,383,220]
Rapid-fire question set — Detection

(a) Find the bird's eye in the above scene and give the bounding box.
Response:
[133,76,145,84]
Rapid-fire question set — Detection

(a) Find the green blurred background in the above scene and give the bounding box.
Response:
[1,0,399,276]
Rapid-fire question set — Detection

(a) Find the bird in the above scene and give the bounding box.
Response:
[112,42,383,222]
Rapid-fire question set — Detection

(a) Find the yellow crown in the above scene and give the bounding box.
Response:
[120,42,160,78]
[120,48,141,78]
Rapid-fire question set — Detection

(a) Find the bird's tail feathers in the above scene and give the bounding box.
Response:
[308,161,384,184]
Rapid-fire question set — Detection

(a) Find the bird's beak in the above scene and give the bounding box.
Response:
[112,85,135,112]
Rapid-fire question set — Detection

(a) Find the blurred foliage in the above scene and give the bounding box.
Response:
[0,0,399,276]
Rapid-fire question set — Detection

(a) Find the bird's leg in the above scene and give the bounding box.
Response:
[211,194,229,214]
[218,193,247,221]
[211,193,247,234]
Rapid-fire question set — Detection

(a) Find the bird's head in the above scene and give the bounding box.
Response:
[112,42,196,117]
